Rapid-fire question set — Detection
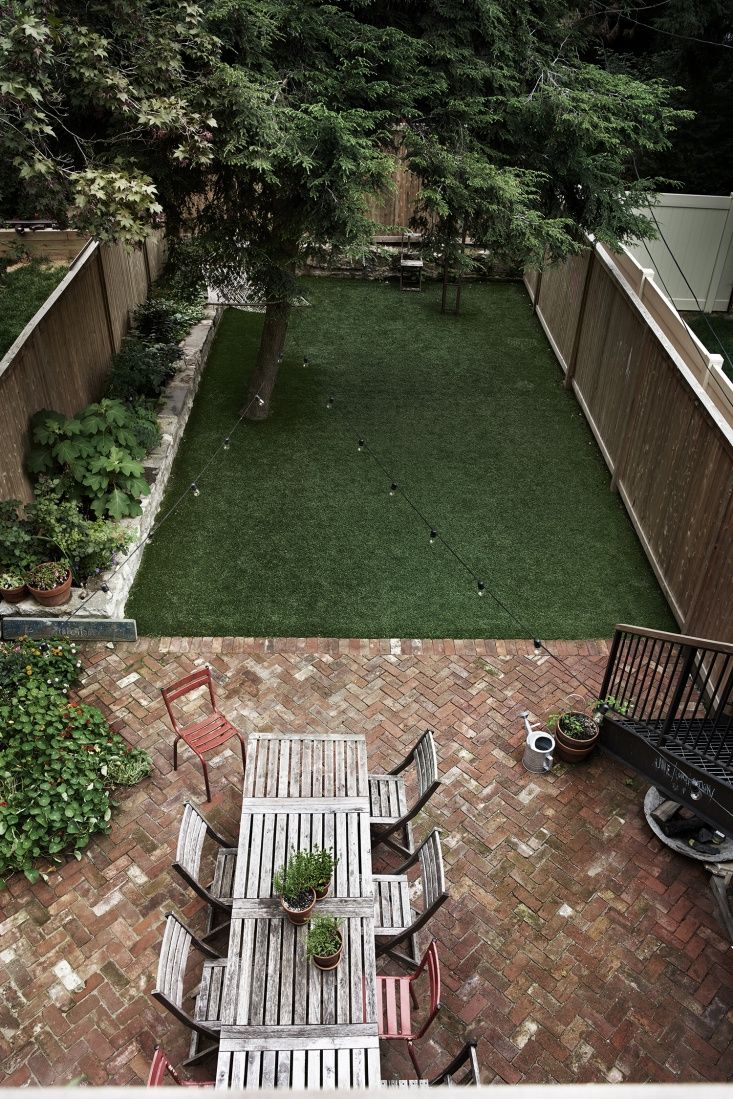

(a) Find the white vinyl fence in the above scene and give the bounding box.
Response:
[627,193,733,313]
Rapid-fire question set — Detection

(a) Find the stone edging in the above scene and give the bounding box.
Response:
[0,305,223,623]
[97,636,611,657]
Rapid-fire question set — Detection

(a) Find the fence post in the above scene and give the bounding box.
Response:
[532,267,543,314]
[564,246,595,390]
[96,246,116,357]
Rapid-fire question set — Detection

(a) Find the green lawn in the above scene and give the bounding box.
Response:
[127,278,675,639]
[0,259,68,357]
[686,312,733,381]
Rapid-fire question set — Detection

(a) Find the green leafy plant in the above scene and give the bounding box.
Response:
[0,571,25,590]
[0,637,151,886]
[26,477,131,584]
[133,296,204,344]
[308,845,337,891]
[594,695,631,718]
[26,560,70,591]
[273,848,318,908]
[305,916,342,959]
[106,335,181,401]
[0,499,41,571]
[547,710,597,741]
[28,399,152,519]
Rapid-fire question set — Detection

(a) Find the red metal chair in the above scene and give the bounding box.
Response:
[161,667,246,802]
[147,1045,214,1086]
[375,940,442,1078]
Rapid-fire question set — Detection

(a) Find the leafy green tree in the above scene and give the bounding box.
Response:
[1,1,686,413]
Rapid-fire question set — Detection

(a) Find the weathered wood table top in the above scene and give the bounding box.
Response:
[216,733,380,1090]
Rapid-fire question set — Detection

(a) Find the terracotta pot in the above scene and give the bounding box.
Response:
[26,567,72,607]
[314,879,331,901]
[280,888,316,926]
[312,931,343,971]
[554,712,599,762]
[1,583,27,604]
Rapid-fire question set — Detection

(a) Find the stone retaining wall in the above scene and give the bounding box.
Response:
[0,304,223,624]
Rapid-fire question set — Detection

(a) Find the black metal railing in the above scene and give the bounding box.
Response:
[600,624,733,780]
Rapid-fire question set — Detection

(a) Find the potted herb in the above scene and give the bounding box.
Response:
[547,709,600,763]
[309,845,337,900]
[25,561,72,607]
[306,916,343,971]
[273,848,317,925]
[0,570,27,604]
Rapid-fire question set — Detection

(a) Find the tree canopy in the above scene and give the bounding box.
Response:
[1,0,688,413]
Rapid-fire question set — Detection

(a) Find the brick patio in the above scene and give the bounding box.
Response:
[2,636,733,1086]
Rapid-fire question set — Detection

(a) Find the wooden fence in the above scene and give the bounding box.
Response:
[0,234,165,502]
[526,245,733,643]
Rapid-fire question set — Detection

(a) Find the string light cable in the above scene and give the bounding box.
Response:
[325,392,602,701]
[60,389,266,620]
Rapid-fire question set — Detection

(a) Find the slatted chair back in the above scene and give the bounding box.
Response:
[429,1040,481,1086]
[151,914,220,1040]
[417,828,446,913]
[413,729,438,798]
[173,802,231,911]
[412,939,441,1039]
[162,667,216,731]
[147,1045,215,1087]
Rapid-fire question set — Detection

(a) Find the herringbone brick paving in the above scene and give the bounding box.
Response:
[2,636,733,1086]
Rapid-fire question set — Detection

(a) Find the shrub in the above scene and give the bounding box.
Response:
[127,401,162,454]
[273,848,319,906]
[0,258,67,358]
[106,335,181,401]
[306,916,342,958]
[28,399,152,519]
[0,499,41,571]
[133,296,204,344]
[0,637,152,886]
[25,477,131,584]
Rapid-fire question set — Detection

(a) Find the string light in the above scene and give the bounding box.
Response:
[303,356,310,368]
[326,396,334,409]
[429,528,438,544]
[101,584,109,593]
[358,438,365,451]
[534,638,542,651]
[191,482,200,497]
[477,580,485,597]
[389,482,398,496]
[256,395,265,407]
[223,436,231,450]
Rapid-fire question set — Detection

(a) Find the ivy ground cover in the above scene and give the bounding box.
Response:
[128,278,675,638]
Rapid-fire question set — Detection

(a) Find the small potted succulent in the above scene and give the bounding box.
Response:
[273,848,317,925]
[306,916,343,971]
[309,845,337,900]
[25,560,72,607]
[0,570,27,603]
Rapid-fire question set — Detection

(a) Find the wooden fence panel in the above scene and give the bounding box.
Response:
[530,243,733,643]
[529,251,589,371]
[0,233,163,502]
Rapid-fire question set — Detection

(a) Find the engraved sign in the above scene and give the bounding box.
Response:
[2,618,137,642]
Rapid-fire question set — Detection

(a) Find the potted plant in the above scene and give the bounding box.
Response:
[308,845,337,900]
[273,848,317,925]
[547,708,600,763]
[0,570,27,603]
[25,561,72,607]
[306,916,343,971]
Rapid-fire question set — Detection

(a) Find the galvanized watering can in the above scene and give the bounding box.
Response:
[520,712,555,773]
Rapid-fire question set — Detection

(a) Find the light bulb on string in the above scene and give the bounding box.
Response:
[389,483,398,496]
[303,356,310,368]
[477,580,485,597]
[101,584,109,593]
[326,396,334,409]
[429,529,437,544]
[191,482,200,498]
[534,638,542,652]
[358,438,365,452]
[223,436,231,451]
[256,395,265,407]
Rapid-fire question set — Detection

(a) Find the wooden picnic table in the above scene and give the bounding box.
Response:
[215,733,380,1089]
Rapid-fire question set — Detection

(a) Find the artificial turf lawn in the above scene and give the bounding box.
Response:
[127,277,676,639]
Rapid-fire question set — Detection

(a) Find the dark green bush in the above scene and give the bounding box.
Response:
[133,295,204,344]
[0,499,40,571]
[26,477,131,583]
[0,637,152,886]
[128,401,162,453]
[106,335,181,401]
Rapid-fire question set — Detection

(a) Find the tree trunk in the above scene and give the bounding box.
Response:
[243,299,292,420]
[441,253,449,314]
[454,219,468,316]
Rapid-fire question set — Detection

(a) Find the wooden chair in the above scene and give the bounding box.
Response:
[151,914,228,1066]
[173,803,237,938]
[428,1040,481,1086]
[147,1045,214,1087]
[375,940,442,1078]
[370,730,441,856]
[399,233,424,292]
[374,829,448,967]
[161,667,246,801]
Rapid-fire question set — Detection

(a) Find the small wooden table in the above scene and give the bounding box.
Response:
[216,733,380,1089]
